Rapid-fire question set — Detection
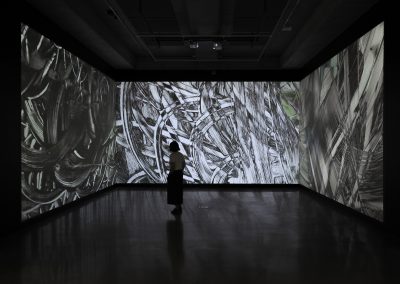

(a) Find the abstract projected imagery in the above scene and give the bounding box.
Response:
[21,24,118,220]
[299,22,384,221]
[116,82,301,184]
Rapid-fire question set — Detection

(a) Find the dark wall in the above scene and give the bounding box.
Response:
[383,1,400,235]
[0,4,20,235]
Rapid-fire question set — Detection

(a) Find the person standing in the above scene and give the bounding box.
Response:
[167,141,185,215]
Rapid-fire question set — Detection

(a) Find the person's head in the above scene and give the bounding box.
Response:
[169,141,180,152]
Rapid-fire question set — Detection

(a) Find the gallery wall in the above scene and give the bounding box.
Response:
[21,24,118,221]
[299,22,384,221]
[115,82,301,184]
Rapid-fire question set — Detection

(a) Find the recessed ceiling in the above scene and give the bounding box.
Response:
[23,0,380,71]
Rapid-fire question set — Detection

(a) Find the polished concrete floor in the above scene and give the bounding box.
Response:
[1,187,400,284]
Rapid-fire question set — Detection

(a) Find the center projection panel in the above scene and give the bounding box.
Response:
[115,82,300,184]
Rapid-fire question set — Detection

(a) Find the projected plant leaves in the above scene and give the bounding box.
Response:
[21,24,118,220]
[299,22,384,221]
[116,81,300,184]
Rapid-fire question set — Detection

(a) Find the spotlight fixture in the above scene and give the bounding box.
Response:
[189,41,199,49]
[212,42,222,50]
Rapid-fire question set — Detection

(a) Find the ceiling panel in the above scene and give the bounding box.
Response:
[23,0,382,71]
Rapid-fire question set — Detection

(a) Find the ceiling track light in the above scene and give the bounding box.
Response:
[189,41,199,49]
[212,42,222,50]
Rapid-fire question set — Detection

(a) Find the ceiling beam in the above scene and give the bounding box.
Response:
[185,0,221,35]
[280,0,378,68]
[219,0,236,35]
[24,0,136,69]
[170,0,192,34]
[106,0,158,62]
[257,0,299,63]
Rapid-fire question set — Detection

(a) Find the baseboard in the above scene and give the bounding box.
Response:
[113,183,301,191]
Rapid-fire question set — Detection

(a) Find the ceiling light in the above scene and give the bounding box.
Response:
[189,41,199,49]
[212,42,222,50]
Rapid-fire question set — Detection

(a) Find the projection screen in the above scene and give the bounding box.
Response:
[299,22,384,221]
[115,81,301,184]
[21,24,118,220]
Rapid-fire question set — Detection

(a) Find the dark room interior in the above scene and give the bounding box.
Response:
[1,0,400,283]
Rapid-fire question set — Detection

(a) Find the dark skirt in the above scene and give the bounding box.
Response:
[167,170,183,205]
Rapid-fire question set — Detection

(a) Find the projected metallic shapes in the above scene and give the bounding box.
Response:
[299,22,384,221]
[116,81,300,184]
[21,24,118,220]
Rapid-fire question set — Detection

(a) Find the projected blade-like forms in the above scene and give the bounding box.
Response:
[299,23,384,221]
[116,81,300,184]
[21,24,118,220]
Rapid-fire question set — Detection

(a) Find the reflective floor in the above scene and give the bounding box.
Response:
[1,187,399,284]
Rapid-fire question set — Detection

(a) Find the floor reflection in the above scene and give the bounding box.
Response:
[1,189,399,284]
[167,215,184,283]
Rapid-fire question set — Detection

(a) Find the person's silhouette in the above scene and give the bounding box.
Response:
[167,141,185,215]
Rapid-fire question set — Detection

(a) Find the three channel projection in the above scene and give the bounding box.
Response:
[20,22,384,221]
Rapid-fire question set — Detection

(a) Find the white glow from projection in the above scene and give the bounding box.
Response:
[116,82,301,184]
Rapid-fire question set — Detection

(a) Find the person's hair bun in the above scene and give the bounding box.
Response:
[169,141,180,152]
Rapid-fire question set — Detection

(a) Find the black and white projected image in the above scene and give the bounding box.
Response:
[21,24,118,220]
[116,82,300,184]
[299,22,384,221]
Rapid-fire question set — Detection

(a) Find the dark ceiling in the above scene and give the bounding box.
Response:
[23,0,381,75]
